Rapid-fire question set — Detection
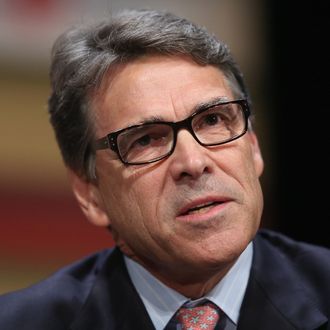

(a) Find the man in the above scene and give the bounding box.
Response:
[0,9,329,330]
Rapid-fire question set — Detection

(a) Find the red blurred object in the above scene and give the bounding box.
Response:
[1,190,114,263]
[9,0,57,20]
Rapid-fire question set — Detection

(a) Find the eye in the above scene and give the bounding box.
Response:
[131,132,166,149]
[135,134,151,147]
[194,108,226,131]
[203,113,221,126]
[117,124,173,161]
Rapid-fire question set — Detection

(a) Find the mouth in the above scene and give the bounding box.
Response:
[177,197,231,220]
[180,201,223,216]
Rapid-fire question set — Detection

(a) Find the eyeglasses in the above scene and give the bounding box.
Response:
[94,99,250,165]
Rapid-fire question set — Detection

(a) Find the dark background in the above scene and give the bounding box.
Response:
[265,1,329,247]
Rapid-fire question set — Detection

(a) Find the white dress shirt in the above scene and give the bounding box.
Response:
[124,242,253,330]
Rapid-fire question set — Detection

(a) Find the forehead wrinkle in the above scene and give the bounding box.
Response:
[96,94,234,135]
[131,94,234,128]
[168,90,231,121]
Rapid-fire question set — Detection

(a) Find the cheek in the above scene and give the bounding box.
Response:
[98,158,166,222]
[212,149,251,183]
[128,169,167,218]
[236,145,264,221]
[212,143,263,206]
[236,140,262,181]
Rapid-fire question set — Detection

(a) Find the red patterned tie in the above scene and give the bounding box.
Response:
[175,302,220,330]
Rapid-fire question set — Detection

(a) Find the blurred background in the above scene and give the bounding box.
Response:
[1,0,329,294]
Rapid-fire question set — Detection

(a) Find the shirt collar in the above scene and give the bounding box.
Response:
[124,242,253,330]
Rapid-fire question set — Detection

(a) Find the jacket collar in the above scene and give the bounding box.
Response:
[70,248,155,330]
[238,232,328,329]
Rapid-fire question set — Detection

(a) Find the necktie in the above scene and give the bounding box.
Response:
[175,302,220,330]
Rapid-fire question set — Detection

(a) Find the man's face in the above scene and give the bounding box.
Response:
[89,55,263,279]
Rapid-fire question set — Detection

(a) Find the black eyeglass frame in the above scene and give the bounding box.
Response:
[94,99,250,165]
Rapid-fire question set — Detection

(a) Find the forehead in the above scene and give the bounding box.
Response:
[92,55,234,135]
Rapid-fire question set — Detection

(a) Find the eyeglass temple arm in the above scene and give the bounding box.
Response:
[94,137,109,150]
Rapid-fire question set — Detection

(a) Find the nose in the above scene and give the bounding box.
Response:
[168,130,212,181]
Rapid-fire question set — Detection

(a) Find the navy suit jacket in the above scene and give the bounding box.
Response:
[0,229,329,329]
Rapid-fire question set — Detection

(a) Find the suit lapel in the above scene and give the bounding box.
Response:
[238,233,328,330]
[70,248,155,330]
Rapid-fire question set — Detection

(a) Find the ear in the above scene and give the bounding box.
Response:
[67,169,111,227]
[247,131,264,177]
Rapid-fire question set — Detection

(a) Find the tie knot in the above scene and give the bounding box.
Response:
[176,302,220,330]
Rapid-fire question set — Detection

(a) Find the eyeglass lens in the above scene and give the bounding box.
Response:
[117,124,174,163]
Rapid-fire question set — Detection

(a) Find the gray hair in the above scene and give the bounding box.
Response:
[48,9,250,180]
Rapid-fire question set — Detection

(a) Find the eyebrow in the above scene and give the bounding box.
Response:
[132,96,231,126]
[193,96,230,113]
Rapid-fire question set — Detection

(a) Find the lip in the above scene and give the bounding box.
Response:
[176,196,232,222]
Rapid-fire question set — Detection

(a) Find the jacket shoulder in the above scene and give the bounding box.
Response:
[0,249,112,330]
[257,229,330,273]
[256,229,330,314]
